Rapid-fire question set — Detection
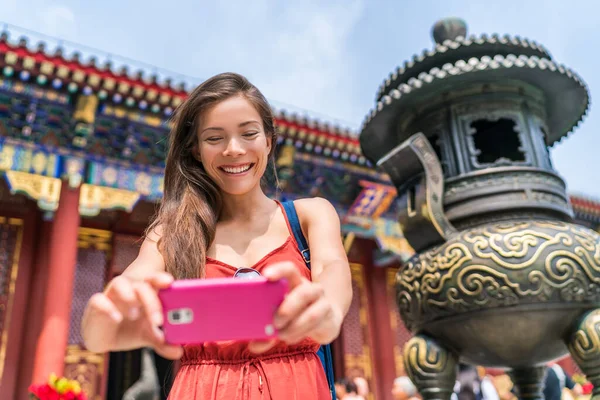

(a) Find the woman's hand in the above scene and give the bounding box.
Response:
[248,262,343,354]
[81,272,183,360]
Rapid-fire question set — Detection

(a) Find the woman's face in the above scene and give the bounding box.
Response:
[196,95,271,196]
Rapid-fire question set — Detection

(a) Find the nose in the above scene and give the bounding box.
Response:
[222,137,246,157]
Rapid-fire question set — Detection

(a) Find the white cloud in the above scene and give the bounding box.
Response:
[0,1,77,43]
[1,0,364,129]
[184,0,365,127]
[38,5,77,40]
[258,1,365,126]
[0,0,37,29]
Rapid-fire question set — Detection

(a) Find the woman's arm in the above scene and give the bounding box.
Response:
[296,197,353,337]
[248,198,352,353]
[120,227,167,280]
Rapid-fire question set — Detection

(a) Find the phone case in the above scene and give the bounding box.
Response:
[158,277,289,344]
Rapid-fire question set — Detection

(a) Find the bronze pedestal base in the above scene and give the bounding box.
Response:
[403,309,600,400]
[398,221,600,400]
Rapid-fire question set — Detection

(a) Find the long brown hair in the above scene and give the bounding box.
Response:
[147,72,278,279]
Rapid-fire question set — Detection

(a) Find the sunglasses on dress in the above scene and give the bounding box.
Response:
[233,267,262,279]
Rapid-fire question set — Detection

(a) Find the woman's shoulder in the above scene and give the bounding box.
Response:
[290,197,340,227]
[145,223,163,242]
[292,197,337,214]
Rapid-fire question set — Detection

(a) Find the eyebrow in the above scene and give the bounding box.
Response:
[201,120,261,134]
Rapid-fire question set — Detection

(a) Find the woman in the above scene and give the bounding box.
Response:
[81,72,353,399]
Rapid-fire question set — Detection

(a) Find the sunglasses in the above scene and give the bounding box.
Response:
[233,267,262,279]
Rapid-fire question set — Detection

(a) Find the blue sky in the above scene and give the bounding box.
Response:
[1,0,599,198]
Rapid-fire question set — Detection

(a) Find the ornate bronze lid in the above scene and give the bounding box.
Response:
[360,18,590,165]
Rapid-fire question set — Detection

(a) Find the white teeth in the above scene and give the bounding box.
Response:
[222,164,252,174]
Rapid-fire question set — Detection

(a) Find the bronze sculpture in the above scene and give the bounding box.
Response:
[359,18,599,400]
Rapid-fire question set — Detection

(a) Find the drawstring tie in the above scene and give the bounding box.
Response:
[236,357,272,399]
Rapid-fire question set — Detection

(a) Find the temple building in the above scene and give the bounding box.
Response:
[0,20,596,400]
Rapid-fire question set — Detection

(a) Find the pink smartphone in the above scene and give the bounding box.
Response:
[158,277,289,344]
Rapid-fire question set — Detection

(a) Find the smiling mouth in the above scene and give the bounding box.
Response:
[218,163,255,175]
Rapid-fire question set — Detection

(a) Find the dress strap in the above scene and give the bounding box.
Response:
[279,200,311,268]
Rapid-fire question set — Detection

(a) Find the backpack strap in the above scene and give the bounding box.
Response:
[280,200,336,400]
[281,200,311,266]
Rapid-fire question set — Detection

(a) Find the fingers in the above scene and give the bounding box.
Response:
[144,272,174,289]
[81,293,122,352]
[263,262,303,288]
[278,298,332,344]
[153,343,184,360]
[142,324,183,360]
[87,292,124,324]
[105,276,140,320]
[84,272,181,359]
[105,273,173,323]
[273,282,322,330]
[247,339,277,355]
[134,282,164,326]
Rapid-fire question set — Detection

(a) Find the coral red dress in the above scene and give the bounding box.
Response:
[168,203,331,399]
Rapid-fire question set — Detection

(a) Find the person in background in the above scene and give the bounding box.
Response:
[335,378,365,400]
[454,364,499,400]
[477,366,501,400]
[393,376,420,400]
[354,376,370,398]
[334,379,349,400]
[489,374,516,400]
[544,363,583,400]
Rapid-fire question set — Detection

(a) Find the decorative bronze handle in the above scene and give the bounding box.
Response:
[377,132,456,252]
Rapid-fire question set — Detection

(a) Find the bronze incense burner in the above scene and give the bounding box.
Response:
[360,18,599,400]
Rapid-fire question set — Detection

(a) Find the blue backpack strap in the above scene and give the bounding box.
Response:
[280,200,336,400]
[318,345,336,399]
[280,200,311,266]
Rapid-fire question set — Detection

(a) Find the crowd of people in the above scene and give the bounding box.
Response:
[335,363,590,400]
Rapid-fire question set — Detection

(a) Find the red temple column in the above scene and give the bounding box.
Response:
[366,263,398,400]
[1,208,38,400]
[16,219,51,400]
[358,239,397,400]
[345,238,397,400]
[31,180,81,384]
